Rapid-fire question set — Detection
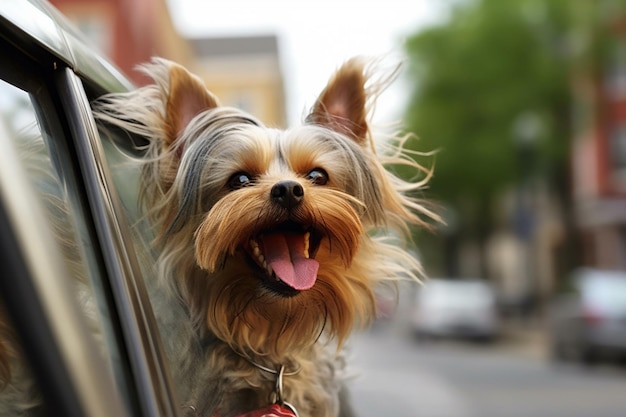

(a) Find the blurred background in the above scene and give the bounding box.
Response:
[49,0,626,415]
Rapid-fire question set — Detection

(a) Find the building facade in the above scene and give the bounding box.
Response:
[190,35,286,128]
[571,1,626,269]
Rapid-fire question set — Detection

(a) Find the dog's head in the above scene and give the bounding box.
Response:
[96,58,435,357]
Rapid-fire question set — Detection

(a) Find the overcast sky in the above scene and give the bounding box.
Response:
[166,0,446,125]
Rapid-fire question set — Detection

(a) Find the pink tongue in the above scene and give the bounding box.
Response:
[260,233,319,290]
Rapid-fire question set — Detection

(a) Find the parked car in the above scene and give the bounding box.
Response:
[412,278,499,341]
[548,268,626,364]
[0,1,182,416]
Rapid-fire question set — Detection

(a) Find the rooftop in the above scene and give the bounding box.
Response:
[189,35,279,58]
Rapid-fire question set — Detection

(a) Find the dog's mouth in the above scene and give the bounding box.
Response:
[244,221,323,295]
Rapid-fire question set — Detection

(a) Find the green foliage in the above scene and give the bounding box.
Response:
[404,0,572,233]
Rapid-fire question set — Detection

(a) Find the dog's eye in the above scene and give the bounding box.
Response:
[306,168,328,185]
[228,172,254,190]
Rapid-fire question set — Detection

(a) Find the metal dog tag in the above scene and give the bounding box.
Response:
[236,364,299,417]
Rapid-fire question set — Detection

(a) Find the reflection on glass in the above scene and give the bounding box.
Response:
[0,79,118,416]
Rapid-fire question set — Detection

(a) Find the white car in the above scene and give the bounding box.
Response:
[412,278,499,341]
[549,268,626,363]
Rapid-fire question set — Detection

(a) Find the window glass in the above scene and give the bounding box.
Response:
[98,132,159,285]
[95,117,188,405]
[0,79,129,415]
[610,123,626,186]
[0,305,40,415]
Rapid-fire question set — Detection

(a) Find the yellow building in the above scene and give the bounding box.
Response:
[189,35,286,128]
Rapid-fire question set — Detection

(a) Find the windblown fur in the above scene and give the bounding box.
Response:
[92,57,437,417]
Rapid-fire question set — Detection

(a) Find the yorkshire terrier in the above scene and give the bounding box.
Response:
[94,57,436,417]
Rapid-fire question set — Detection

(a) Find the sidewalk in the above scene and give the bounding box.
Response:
[497,317,549,360]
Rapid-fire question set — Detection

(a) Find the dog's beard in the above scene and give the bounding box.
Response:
[192,184,375,356]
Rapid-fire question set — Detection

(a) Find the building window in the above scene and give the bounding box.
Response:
[610,123,626,191]
[605,37,626,100]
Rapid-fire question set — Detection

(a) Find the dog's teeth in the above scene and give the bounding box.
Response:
[304,232,310,258]
[266,263,278,281]
[250,239,267,265]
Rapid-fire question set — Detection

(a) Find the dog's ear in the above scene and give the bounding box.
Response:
[307,58,369,145]
[164,62,219,147]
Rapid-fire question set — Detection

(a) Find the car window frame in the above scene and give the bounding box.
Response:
[57,68,181,417]
[0,51,129,417]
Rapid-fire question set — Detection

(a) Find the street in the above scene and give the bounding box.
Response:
[346,323,626,417]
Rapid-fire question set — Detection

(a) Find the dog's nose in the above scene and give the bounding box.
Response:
[271,180,304,209]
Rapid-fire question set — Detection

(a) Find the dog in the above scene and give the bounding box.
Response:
[93,57,437,417]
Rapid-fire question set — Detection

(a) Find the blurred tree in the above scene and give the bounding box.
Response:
[404,0,573,276]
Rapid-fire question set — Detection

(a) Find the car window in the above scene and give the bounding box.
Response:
[0,77,130,416]
[92,117,187,398]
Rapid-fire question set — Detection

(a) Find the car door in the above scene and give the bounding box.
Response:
[0,5,180,417]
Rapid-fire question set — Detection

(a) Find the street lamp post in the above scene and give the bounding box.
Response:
[512,112,542,321]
